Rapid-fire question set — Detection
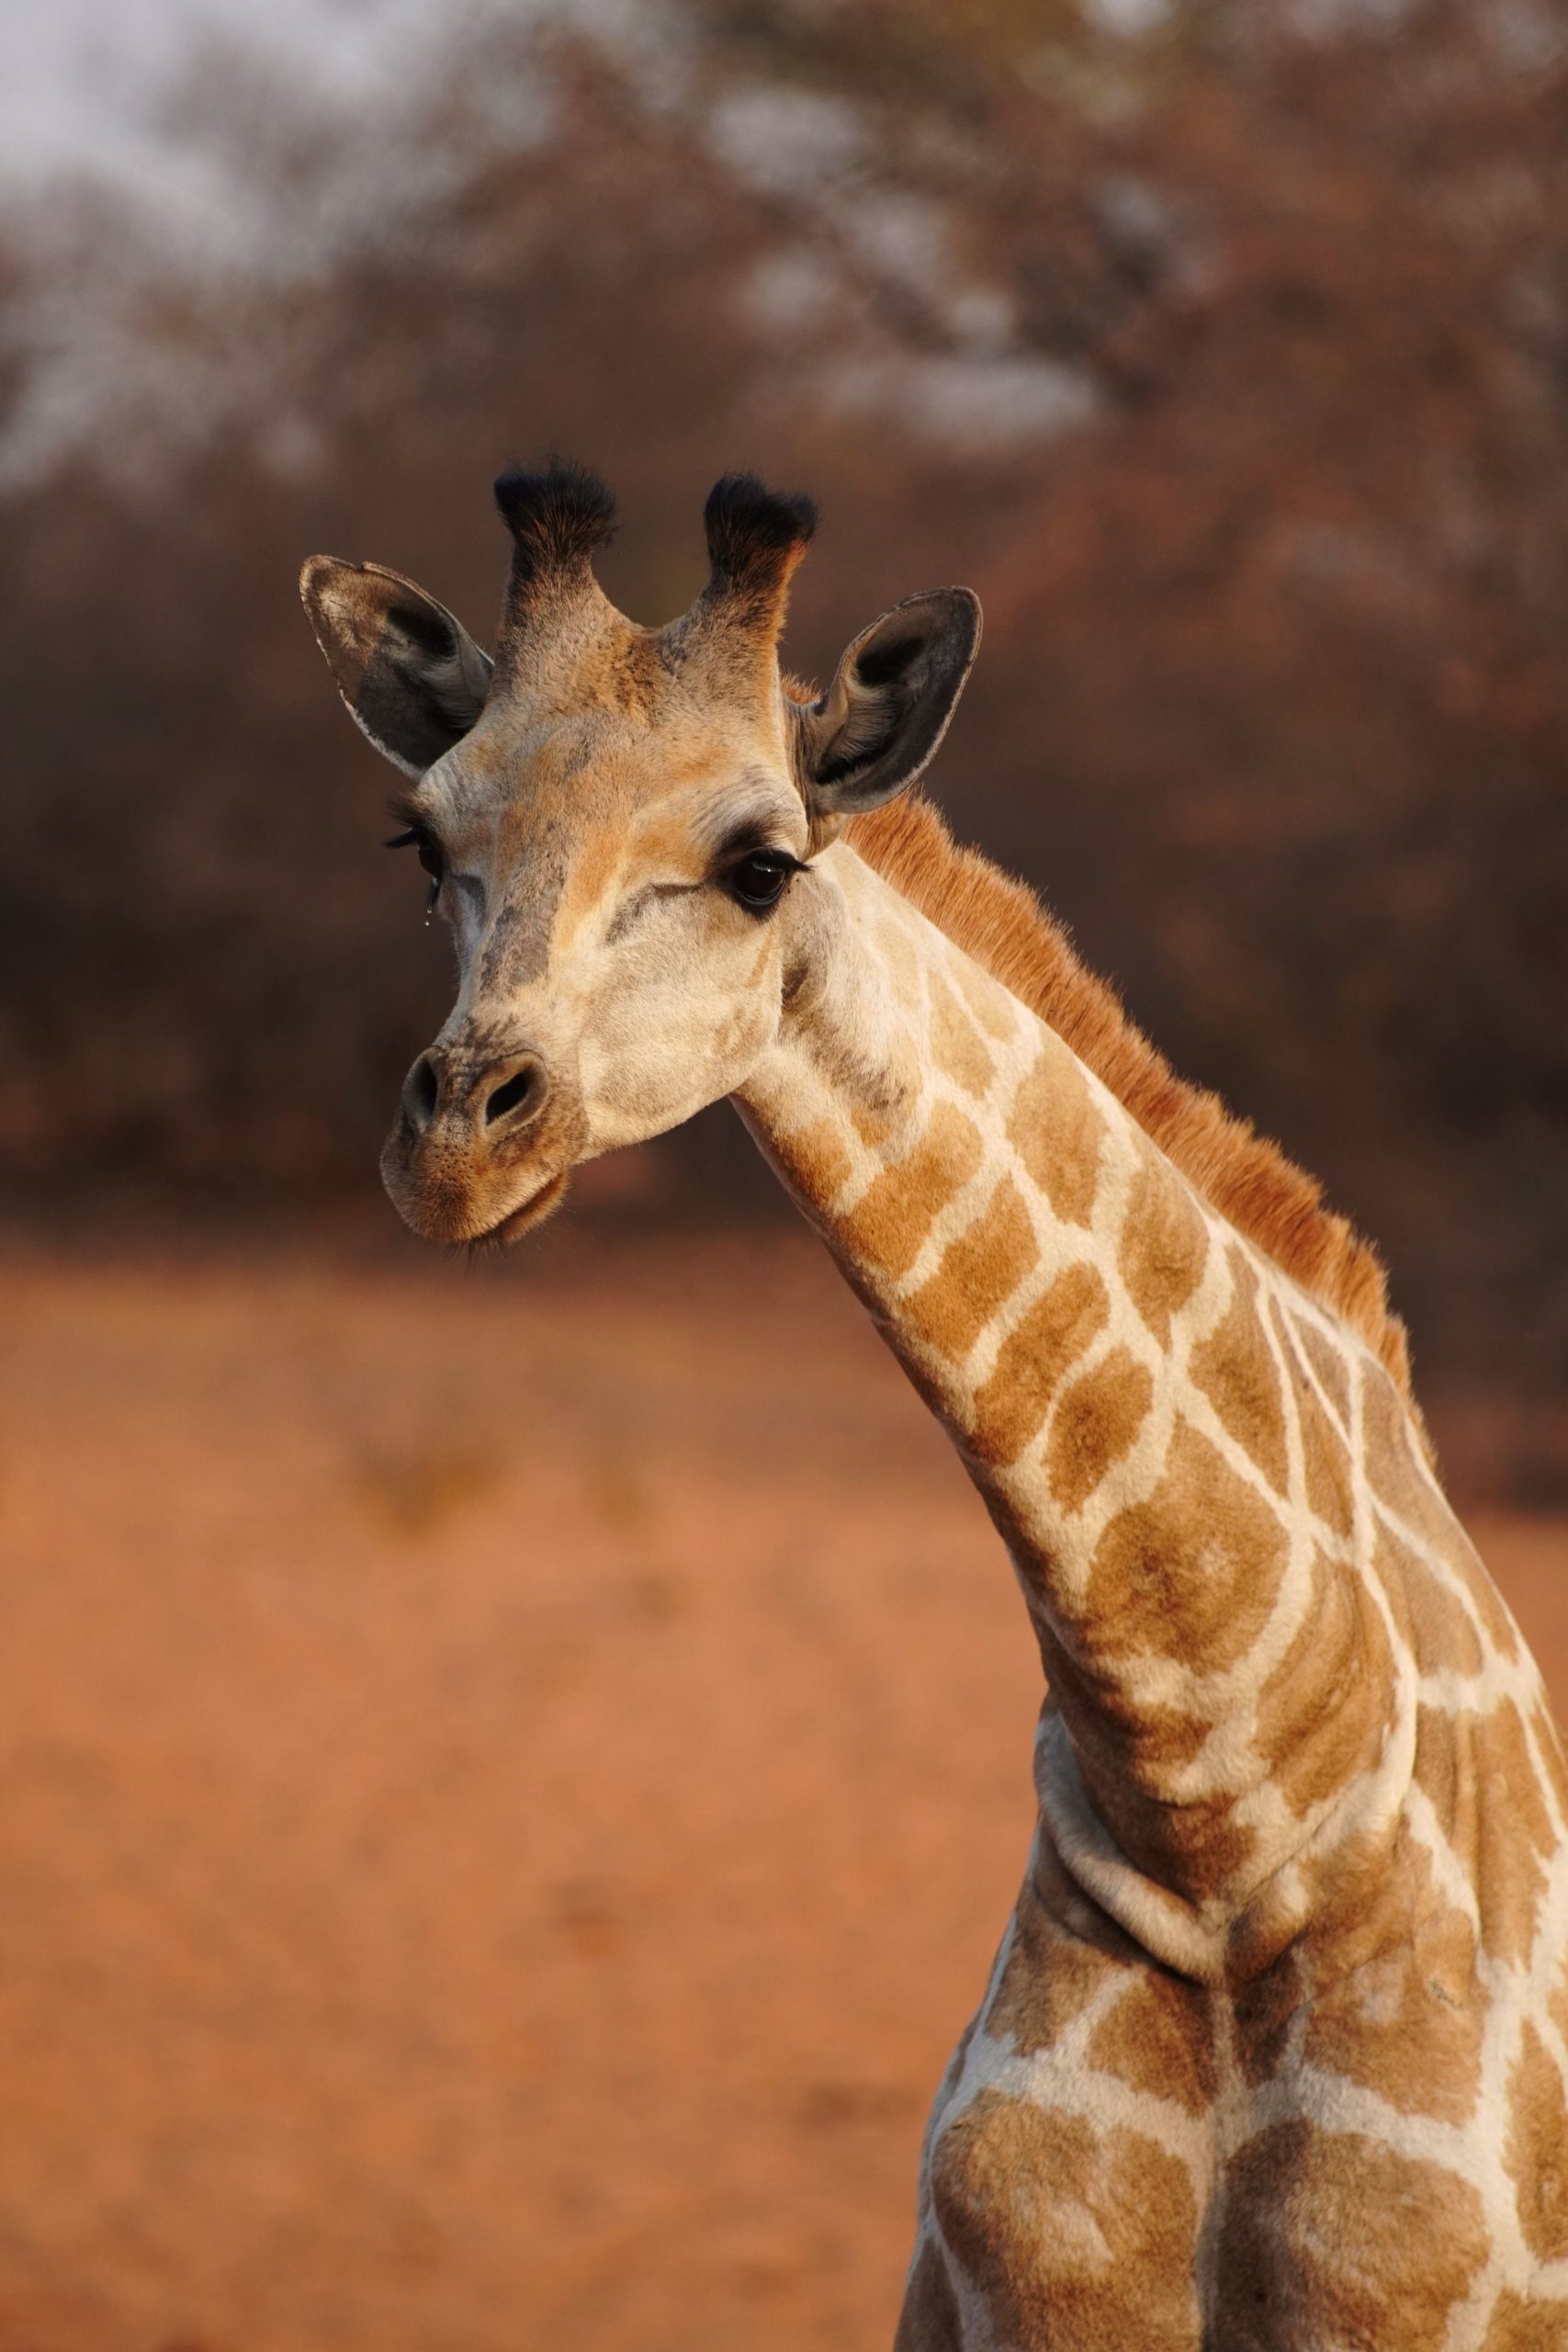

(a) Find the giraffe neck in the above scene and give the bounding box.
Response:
[737,839,1415,1981]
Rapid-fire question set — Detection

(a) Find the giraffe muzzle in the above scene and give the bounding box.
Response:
[381,1039,571,1242]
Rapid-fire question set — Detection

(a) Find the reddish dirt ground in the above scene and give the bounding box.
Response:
[3,1230,1565,2352]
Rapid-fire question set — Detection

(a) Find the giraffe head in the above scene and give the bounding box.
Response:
[300,464,980,1243]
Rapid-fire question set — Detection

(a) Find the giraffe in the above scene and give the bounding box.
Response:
[300,463,1568,2348]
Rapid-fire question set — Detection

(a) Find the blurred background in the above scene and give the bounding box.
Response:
[3,2,1567,2346]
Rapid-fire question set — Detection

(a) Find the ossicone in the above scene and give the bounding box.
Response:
[493,457,617,594]
[700,472,818,625]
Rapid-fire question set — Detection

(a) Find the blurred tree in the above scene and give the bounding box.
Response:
[1,0,1564,1443]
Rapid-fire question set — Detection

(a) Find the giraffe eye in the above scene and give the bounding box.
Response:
[726,850,799,913]
[386,824,446,919]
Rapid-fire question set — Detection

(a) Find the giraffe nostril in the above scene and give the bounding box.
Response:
[404,1052,440,1136]
[485,1065,536,1127]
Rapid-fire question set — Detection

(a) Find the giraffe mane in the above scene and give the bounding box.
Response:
[843,792,1422,1414]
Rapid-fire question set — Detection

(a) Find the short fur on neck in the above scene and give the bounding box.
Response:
[845,793,1422,1422]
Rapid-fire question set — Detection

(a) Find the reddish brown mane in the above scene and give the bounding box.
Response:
[845,795,1419,1410]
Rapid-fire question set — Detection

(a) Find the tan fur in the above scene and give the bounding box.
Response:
[844,794,1421,1419]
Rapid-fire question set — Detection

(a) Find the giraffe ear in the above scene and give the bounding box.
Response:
[794,588,981,818]
[299,556,493,777]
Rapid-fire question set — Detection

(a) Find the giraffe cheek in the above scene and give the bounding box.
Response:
[577,986,774,1149]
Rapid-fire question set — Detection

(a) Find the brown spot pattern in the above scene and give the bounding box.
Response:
[969,1262,1108,1466]
[1008,1055,1107,1228]
[1271,1303,1359,1541]
[1481,2289,1568,2349]
[1363,1373,1521,1664]
[1303,1885,1483,2125]
[1042,1634,1258,1900]
[1233,1944,1306,2089]
[849,792,1420,1397]
[1041,1643,1213,1800]
[1045,1347,1155,1514]
[1373,1522,1484,1679]
[932,2091,1201,2352]
[953,952,1019,1043]
[985,1883,1122,2058]
[1118,1158,1211,1346]
[840,1101,985,1281]
[1508,2020,1568,2263]
[1092,1763,1258,1904]
[906,1175,1038,1364]
[1252,1547,1395,1817]
[1413,1699,1555,1965]
[1087,1972,1216,2116]
[850,1098,897,1147]
[1457,1536,1525,1665]
[1302,1385,1358,1540]
[771,1115,853,1207]
[1087,1418,1290,1672]
[929,973,996,1097]
[1535,1703,1568,1824]
[1189,1255,1289,1495]
[1296,1317,1354,1426]
[1214,2120,1489,2350]
[1551,1956,1568,2053]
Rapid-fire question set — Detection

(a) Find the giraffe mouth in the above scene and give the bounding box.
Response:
[472,1168,571,1247]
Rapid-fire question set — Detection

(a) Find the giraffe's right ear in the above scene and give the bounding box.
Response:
[793,587,981,822]
[299,557,493,777]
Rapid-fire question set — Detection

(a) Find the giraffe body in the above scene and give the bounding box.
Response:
[300,465,1568,2347]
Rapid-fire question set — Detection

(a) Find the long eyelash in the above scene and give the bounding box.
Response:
[384,788,430,843]
[714,833,810,875]
[381,790,446,923]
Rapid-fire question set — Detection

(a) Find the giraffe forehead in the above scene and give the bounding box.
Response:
[482,758,798,880]
[438,690,795,843]
[457,752,801,994]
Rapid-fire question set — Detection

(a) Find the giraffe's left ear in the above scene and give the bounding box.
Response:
[299,555,493,778]
[793,587,981,819]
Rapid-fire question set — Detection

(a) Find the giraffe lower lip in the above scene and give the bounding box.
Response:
[476,1170,569,1245]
